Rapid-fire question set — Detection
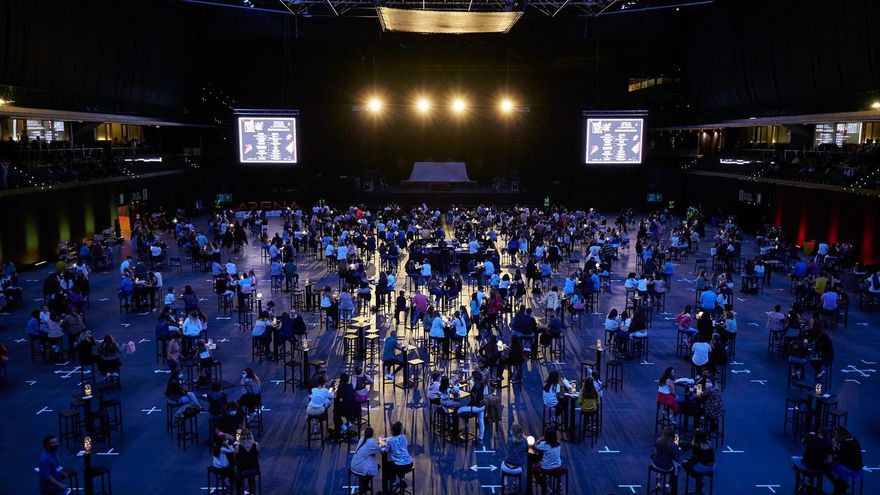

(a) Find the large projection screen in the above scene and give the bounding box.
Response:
[237,116,298,164]
[585,117,644,164]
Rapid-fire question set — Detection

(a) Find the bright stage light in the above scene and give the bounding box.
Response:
[416,98,431,113]
[452,98,466,113]
[500,98,514,113]
[872,100,880,110]
[367,98,383,113]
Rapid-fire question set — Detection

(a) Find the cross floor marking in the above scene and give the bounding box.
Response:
[730,361,745,365]
[54,361,70,366]
[142,407,162,415]
[475,446,496,454]
[270,380,284,385]
[120,323,131,328]
[640,361,655,365]
[598,446,620,453]
[723,446,744,453]
[845,379,861,385]
[218,338,230,343]
[54,367,83,379]
[841,365,875,378]
[14,338,27,343]
[480,485,503,494]
[139,338,151,344]
[98,298,110,302]
[618,485,641,494]
[750,380,768,385]
[36,406,53,415]
[26,380,37,386]
[862,360,877,365]
[96,448,119,455]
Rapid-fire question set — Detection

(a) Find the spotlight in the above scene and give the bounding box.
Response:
[416,98,431,114]
[500,98,514,113]
[872,101,880,110]
[367,98,382,113]
[451,98,466,114]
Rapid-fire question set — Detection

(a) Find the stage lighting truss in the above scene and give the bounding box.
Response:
[179,0,712,19]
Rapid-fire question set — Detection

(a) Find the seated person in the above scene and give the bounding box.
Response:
[532,428,564,484]
[382,330,405,380]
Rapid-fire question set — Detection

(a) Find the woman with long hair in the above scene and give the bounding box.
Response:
[657,367,680,416]
[350,426,381,493]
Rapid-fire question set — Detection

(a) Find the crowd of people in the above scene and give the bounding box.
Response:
[17,199,873,495]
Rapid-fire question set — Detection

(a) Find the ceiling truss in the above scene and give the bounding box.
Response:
[180,0,711,18]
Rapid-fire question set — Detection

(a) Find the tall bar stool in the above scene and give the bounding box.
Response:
[58,410,82,451]
[605,360,623,392]
[683,468,714,495]
[532,467,568,495]
[791,456,824,495]
[86,465,113,495]
[647,463,678,495]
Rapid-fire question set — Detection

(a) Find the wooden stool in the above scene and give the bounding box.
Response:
[605,360,623,392]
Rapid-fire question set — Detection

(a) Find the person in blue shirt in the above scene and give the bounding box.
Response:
[663,261,675,278]
[26,310,42,337]
[700,288,718,312]
[383,330,404,380]
[793,258,807,278]
[38,435,68,495]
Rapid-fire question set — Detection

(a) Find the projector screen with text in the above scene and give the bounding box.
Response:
[238,117,298,164]
[585,118,643,164]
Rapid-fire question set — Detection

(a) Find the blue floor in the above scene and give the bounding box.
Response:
[1,216,878,494]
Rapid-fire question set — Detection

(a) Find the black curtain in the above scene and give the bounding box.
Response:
[686,0,880,118]
[0,0,198,117]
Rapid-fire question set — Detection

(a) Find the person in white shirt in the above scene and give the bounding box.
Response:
[183,311,203,337]
[541,286,561,316]
[306,375,336,417]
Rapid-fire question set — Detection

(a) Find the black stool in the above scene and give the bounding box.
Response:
[605,360,623,392]
[251,336,271,363]
[307,412,327,448]
[206,466,231,494]
[166,400,185,435]
[655,402,675,435]
[647,464,678,495]
[542,404,560,431]
[631,334,649,361]
[825,408,848,430]
[100,398,124,438]
[683,468,714,495]
[58,410,82,451]
[283,360,302,392]
[61,467,80,494]
[86,465,112,495]
[791,456,823,495]
[458,411,479,444]
[234,471,262,495]
[533,467,568,494]
[579,409,600,447]
[177,409,199,451]
[500,469,523,494]
[349,468,374,495]
[155,337,170,364]
[676,329,692,358]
